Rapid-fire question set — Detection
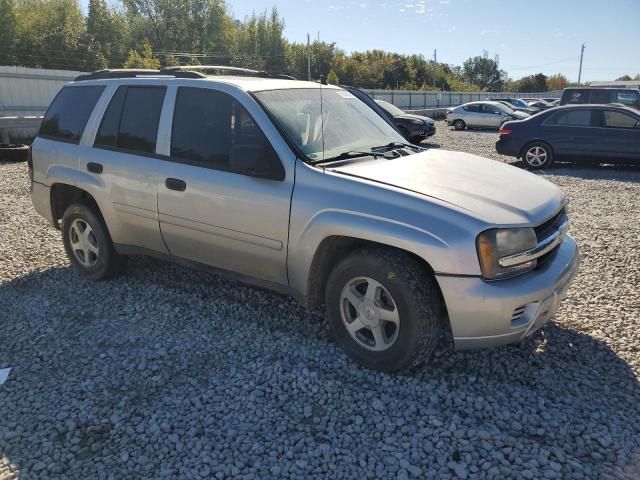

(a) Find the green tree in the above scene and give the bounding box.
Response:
[462,52,505,90]
[615,74,632,81]
[515,73,548,92]
[123,42,160,68]
[0,0,17,64]
[87,0,128,66]
[13,0,106,70]
[326,68,338,85]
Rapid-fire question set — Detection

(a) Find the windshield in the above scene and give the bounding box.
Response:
[254,88,406,162]
[376,100,406,116]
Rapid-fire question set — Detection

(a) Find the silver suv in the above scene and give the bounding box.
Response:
[29,67,579,372]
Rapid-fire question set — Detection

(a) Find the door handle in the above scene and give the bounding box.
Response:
[87,162,103,174]
[165,178,187,192]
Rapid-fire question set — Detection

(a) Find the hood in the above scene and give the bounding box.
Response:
[511,110,530,119]
[397,113,434,125]
[330,149,564,225]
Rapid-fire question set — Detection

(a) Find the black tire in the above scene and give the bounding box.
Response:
[325,247,442,372]
[522,141,553,169]
[0,144,29,162]
[453,119,466,131]
[62,203,127,280]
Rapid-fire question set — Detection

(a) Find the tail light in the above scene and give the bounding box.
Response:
[27,146,33,181]
[499,128,512,135]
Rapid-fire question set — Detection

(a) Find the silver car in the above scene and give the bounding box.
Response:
[446,101,529,130]
[29,68,579,371]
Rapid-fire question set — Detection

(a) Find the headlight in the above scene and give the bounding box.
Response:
[476,228,537,280]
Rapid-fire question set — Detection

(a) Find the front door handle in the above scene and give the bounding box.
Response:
[165,178,187,192]
[87,162,103,174]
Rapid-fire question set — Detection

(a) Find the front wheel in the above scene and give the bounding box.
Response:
[62,203,127,280]
[325,248,442,372]
[523,142,553,169]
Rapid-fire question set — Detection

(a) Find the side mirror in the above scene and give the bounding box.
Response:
[229,145,270,178]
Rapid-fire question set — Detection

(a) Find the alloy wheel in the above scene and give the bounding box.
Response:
[339,276,400,352]
[69,219,99,267]
[525,146,548,167]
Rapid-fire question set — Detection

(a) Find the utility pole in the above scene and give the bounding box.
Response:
[433,49,437,63]
[307,33,311,81]
[577,43,586,86]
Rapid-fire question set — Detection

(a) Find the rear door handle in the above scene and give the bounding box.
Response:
[87,162,103,174]
[165,178,187,192]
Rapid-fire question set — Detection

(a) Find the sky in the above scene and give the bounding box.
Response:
[84,0,640,82]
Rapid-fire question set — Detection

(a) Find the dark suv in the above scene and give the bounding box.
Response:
[560,88,640,110]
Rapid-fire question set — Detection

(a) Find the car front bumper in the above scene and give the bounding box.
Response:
[436,235,579,350]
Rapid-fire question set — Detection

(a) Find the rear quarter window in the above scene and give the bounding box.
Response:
[39,86,105,143]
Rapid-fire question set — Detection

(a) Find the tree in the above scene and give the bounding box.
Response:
[123,42,160,68]
[635,74,640,81]
[326,69,338,85]
[0,0,16,64]
[461,52,505,91]
[87,0,128,66]
[547,73,568,91]
[615,74,632,81]
[13,0,106,70]
[515,73,548,92]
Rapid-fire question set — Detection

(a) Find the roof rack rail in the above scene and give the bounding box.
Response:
[74,69,205,81]
[160,65,272,78]
[74,66,296,82]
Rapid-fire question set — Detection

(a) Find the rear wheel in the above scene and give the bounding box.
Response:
[523,141,553,169]
[325,247,442,372]
[453,119,466,131]
[62,203,127,280]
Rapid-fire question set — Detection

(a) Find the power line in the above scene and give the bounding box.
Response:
[503,55,581,71]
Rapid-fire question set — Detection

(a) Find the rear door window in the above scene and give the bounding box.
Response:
[40,86,105,143]
[463,104,481,112]
[547,109,595,126]
[94,86,166,154]
[604,111,638,129]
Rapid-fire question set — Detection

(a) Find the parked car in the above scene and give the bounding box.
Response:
[542,98,560,104]
[496,104,640,169]
[488,97,538,114]
[339,85,403,134]
[374,100,436,143]
[526,99,555,111]
[560,88,640,110]
[30,67,579,372]
[446,101,529,130]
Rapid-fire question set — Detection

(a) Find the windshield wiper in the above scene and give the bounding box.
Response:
[313,151,382,164]
[371,141,424,152]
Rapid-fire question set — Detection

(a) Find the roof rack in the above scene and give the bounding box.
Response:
[74,69,205,81]
[160,65,271,77]
[74,66,296,82]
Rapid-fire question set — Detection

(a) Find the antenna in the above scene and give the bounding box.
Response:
[319,76,326,166]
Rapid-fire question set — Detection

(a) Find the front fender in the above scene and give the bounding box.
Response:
[287,208,474,300]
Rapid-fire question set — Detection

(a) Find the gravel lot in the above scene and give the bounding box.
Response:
[1,124,639,479]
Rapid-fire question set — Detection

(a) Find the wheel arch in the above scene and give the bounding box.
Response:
[50,183,102,230]
[305,235,444,311]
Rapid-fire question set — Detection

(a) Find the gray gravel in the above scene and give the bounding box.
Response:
[1,125,640,479]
